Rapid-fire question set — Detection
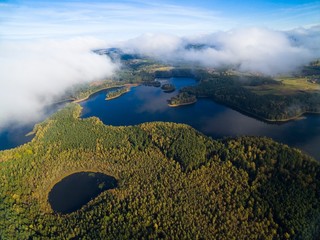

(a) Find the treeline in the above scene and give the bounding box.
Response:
[161,84,175,93]
[181,75,320,121]
[155,68,209,80]
[65,81,122,101]
[0,103,319,239]
[106,87,129,100]
[73,49,320,121]
[168,92,197,106]
[302,65,320,76]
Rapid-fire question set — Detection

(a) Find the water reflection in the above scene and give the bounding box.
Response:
[80,78,320,160]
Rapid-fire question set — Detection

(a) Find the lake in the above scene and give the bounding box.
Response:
[1,78,319,161]
[48,172,117,214]
[0,101,68,151]
[81,78,320,160]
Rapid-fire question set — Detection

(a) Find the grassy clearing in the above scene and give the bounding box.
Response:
[246,77,320,95]
[144,65,174,73]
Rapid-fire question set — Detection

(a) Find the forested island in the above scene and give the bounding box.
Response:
[180,75,320,122]
[168,92,197,107]
[105,87,130,100]
[161,83,176,93]
[142,80,161,87]
[0,103,319,239]
[63,48,320,122]
[68,81,122,103]
[2,49,316,238]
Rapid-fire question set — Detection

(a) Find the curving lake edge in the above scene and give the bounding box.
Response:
[48,171,118,214]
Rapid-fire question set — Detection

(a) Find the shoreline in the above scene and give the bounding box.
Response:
[163,89,175,93]
[72,86,119,103]
[168,94,317,123]
[168,99,197,107]
[225,103,320,123]
[106,88,130,100]
[41,166,117,213]
[204,96,320,123]
[72,83,139,104]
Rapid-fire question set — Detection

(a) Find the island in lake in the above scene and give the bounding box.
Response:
[168,92,197,107]
[1,48,319,239]
[143,80,161,87]
[106,87,130,100]
[161,83,176,93]
[62,48,320,123]
[0,103,319,239]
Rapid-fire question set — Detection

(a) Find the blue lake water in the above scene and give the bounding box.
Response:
[0,102,68,151]
[1,78,319,161]
[49,172,117,214]
[81,78,320,160]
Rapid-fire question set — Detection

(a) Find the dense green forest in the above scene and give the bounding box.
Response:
[180,75,320,121]
[66,81,122,101]
[168,92,197,106]
[105,87,129,100]
[161,83,176,93]
[66,49,320,122]
[0,103,319,239]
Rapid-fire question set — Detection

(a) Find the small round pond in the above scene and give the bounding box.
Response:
[48,172,117,214]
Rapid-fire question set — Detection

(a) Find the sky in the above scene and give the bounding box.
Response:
[1,0,319,40]
[0,0,319,130]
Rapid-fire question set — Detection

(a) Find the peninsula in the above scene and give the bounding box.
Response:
[60,49,320,122]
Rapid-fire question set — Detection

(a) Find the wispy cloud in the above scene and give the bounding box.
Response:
[0,0,319,130]
[0,37,117,129]
[121,26,320,75]
[1,1,228,40]
[263,2,320,29]
[2,0,320,40]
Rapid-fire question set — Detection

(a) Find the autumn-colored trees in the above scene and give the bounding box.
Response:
[0,103,319,239]
[181,75,320,121]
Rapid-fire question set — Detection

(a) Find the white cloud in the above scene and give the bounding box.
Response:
[286,25,320,53]
[0,1,226,40]
[121,27,319,75]
[122,33,183,58]
[0,37,117,130]
[0,24,319,131]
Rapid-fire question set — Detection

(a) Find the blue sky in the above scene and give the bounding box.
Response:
[1,0,319,40]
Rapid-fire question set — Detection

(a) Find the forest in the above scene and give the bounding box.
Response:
[161,83,176,93]
[180,74,320,121]
[168,92,197,106]
[0,103,319,239]
[105,87,129,100]
[65,49,320,122]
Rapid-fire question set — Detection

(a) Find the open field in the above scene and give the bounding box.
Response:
[246,77,320,95]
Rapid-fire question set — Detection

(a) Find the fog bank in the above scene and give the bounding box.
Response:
[0,37,117,130]
[121,26,320,75]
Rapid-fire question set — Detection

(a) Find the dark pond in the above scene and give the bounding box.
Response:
[48,172,117,214]
[81,78,320,160]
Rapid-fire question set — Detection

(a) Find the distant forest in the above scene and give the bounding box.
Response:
[66,50,320,122]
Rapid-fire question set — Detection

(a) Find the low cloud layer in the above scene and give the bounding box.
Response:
[0,26,319,131]
[122,26,320,75]
[0,37,117,130]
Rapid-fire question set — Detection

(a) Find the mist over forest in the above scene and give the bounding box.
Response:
[0,26,319,129]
